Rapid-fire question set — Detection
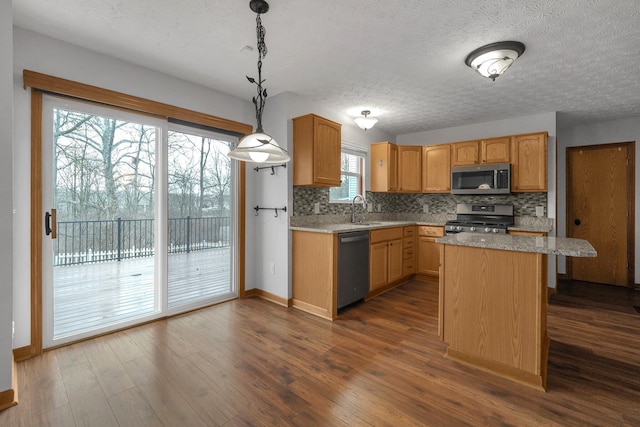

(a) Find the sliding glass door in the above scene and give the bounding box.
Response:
[42,97,238,347]
[166,124,237,311]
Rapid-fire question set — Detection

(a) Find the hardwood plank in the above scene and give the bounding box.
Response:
[60,362,119,426]
[107,388,164,427]
[83,337,135,397]
[122,356,209,427]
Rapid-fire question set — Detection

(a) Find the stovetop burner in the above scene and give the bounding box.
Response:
[445,203,514,235]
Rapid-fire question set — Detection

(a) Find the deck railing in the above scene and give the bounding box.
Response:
[54,216,230,266]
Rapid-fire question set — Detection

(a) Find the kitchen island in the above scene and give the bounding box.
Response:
[436,233,596,391]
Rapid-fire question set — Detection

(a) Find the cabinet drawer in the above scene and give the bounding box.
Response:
[403,237,415,249]
[403,260,416,276]
[370,227,403,243]
[403,247,415,259]
[403,226,415,237]
[419,226,444,237]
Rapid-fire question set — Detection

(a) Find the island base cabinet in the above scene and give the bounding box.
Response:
[441,244,548,391]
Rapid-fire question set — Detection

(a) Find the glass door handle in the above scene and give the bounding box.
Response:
[45,208,57,239]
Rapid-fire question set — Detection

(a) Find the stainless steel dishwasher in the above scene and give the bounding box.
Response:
[337,231,370,309]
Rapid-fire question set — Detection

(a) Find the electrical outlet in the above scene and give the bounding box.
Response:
[377,204,382,213]
[269,262,275,274]
[536,206,545,217]
[314,202,320,214]
[423,204,429,213]
[367,203,373,213]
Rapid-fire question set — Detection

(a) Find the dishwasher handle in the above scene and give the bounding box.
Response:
[339,235,369,243]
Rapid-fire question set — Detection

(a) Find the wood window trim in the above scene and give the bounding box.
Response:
[18,70,250,360]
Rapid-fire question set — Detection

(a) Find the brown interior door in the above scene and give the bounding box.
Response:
[567,143,634,286]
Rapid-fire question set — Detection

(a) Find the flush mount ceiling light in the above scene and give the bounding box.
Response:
[465,41,526,81]
[354,110,378,131]
[227,0,290,164]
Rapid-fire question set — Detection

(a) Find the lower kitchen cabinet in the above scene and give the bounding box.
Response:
[402,226,416,277]
[291,231,338,320]
[417,226,444,281]
[369,227,404,294]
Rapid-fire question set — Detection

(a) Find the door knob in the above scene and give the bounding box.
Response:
[574,219,581,226]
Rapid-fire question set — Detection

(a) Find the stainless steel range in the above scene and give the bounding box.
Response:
[445,203,514,235]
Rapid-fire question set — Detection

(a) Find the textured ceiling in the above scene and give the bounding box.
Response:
[12,0,640,136]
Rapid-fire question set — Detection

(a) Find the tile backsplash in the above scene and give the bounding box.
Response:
[293,186,547,217]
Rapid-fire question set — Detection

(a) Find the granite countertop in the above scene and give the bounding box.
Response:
[437,233,597,257]
[289,214,553,234]
[289,220,417,234]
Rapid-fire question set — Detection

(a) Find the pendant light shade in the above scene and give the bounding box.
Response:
[228,132,290,163]
[465,41,525,81]
[354,110,378,131]
[227,0,290,164]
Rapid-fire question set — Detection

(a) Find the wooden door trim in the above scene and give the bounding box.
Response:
[20,71,250,360]
[566,142,635,286]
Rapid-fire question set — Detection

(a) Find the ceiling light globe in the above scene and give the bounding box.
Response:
[465,41,525,81]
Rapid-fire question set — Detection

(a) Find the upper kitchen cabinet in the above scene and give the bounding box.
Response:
[422,144,451,193]
[452,137,510,166]
[481,137,510,163]
[370,141,398,192]
[511,132,548,192]
[398,145,422,192]
[293,114,342,187]
[451,141,479,166]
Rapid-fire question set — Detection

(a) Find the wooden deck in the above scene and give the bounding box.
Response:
[53,248,232,340]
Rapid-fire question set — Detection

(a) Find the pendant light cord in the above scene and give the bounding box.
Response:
[248,13,268,133]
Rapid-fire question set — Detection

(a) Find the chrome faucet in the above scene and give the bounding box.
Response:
[351,194,367,223]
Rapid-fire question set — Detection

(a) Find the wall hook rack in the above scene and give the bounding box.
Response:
[254,205,287,217]
[254,163,286,175]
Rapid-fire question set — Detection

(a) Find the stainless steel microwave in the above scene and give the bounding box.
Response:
[451,163,511,195]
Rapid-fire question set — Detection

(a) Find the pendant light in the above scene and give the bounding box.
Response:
[228,0,290,164]
[465,41,525,81]
[354,110,378,131]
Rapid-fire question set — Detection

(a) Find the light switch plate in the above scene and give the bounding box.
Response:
[536,206,545,217]
[367,203,373,213]
[377,204,382,213]
[423,204,429,213]
[314,202,320,214]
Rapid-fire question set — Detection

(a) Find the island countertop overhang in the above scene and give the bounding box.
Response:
[437,233,597,257]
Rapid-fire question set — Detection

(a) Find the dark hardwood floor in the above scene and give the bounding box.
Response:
[2,279,639,426]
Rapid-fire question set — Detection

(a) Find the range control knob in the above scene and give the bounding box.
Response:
[484,227,491,233]
[492,228,499,233]
[470,226,476,232]
[456,226,462,231]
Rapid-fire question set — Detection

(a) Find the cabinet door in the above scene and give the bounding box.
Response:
[398,146,422,192]
[451,141,479,166]
[370,241,388,291]
[313,116,342,186]
[422,144,451,193]
[388,143,398,191]
[370,142,397,192]
[418,237,441,276]
[481,137,510,163]
[388,239,404,283]
[511,133,548,192]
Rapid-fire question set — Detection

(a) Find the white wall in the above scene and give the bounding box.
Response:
[1,0,15,393]
[397,112,558,287]
[12,27,255,348]
[244,91,394,299]
[558,116,640,282]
